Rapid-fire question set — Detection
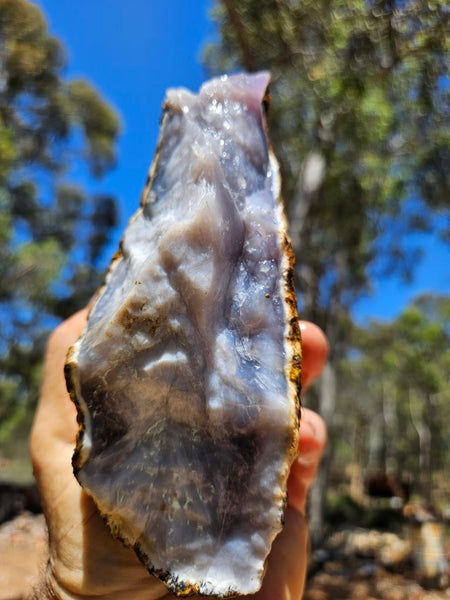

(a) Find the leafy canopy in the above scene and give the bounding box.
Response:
[0,0,120,443]
[205,0,449,341]
[337,295,450,499]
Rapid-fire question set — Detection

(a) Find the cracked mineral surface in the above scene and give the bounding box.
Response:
[65,71,301,597]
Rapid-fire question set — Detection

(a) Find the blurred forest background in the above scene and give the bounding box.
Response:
[0,0,449,551]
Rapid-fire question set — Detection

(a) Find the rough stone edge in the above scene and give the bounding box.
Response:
[64,76,302,598]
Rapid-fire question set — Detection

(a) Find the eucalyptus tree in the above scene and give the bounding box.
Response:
[205,0,449,542]
[0,0,120,445]
[338,295,450,504]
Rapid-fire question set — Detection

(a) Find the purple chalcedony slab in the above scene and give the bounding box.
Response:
[66,72,301,597]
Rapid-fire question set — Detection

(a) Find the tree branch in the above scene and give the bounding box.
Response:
[222,0,255,71]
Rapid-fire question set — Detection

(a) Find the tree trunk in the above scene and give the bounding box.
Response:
[420,394,432,504]
[367,412,385,472]
[288,151,325,257]
[308,359,336,547]
[349,415,366,504]
[382,380,398,473]
[409,389,432,504]
[222,0,255,71]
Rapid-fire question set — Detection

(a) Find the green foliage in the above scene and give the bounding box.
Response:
[0,121,16,178]
[205,0,449,340]
[207,1,449,525]
[68,79,120,177]
[336,295,450,498]
[0,0,120,445]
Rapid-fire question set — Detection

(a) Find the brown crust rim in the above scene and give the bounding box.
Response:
[64,349,85,475]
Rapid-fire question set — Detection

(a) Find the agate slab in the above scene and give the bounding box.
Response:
[65,72,301,597]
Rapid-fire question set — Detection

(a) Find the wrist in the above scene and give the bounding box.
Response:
[34,557,169,600]
[45,570,77,600]
[29,565,77,600]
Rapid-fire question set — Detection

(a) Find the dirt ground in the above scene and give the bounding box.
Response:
[304,557,450,600]
[0,513,47,600]
[0,512,449,600]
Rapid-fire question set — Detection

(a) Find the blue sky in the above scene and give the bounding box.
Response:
[35,0,449,324]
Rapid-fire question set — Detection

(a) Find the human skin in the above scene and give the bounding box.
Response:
[30,310,328,600]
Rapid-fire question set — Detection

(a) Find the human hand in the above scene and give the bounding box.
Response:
[30,311,327,600]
